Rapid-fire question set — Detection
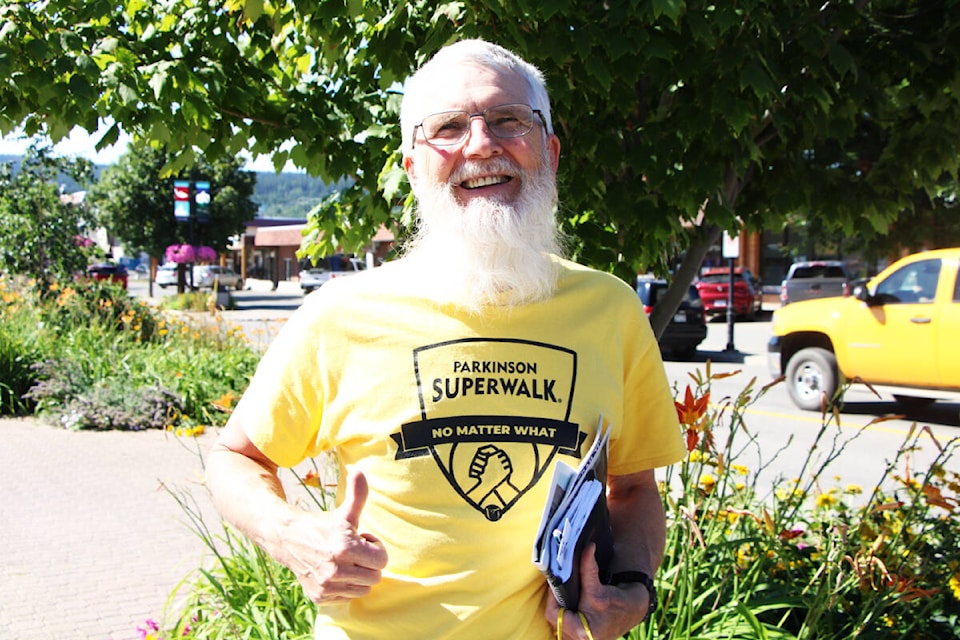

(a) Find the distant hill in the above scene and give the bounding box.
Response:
[253,172,346,219]
[0,154,340,219]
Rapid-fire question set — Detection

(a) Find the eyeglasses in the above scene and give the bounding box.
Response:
[412,103,547,149]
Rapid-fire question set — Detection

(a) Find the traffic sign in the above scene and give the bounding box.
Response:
[173,180,190,221]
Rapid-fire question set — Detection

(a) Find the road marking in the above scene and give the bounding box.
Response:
[738,405,930,437]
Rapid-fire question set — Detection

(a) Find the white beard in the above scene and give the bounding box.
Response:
[403,156,563,313]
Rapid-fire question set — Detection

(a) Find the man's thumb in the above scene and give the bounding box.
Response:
[339,469,369,530]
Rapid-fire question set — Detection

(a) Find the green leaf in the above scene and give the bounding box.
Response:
[245,0,265,23]
[651,0,684,22]
[739,62,777,98]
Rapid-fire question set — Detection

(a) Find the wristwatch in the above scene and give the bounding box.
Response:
[610,570,658,621]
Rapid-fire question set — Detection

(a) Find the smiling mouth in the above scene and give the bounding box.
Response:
[461,175,512,189]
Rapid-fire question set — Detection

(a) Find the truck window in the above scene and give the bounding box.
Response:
[875,258,941,304]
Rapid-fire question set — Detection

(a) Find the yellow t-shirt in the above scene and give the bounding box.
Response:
[230,256,685,639]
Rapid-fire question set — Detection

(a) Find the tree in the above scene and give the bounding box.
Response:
[0,145,95,283]
[4,1,960,335]
[89,141,257,263]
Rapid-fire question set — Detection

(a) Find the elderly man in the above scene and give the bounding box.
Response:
[206,39,685,640]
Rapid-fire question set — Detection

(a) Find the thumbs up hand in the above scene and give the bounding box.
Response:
[277,469,389,605]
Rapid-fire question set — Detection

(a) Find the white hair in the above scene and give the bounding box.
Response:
[399,39,554,154]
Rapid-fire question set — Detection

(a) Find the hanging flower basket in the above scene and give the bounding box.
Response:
[196,246,217,263]
[165,245,217,264]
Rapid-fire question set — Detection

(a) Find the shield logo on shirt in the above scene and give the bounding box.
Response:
[390,338,585,521]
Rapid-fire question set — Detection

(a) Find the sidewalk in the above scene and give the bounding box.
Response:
[0,417,220,640]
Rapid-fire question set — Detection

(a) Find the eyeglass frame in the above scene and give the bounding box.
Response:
[410,103,548,150]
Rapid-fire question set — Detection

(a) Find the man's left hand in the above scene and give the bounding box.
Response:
[544,544,650,640]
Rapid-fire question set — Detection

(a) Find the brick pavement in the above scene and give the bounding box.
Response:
[0,417,222,640]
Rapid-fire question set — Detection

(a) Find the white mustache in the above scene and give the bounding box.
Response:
[448,158,521,186]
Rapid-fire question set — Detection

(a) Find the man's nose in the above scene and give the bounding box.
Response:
[461,116,503,157]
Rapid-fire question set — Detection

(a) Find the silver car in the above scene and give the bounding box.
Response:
[156,263,179,288]
[192,265,243,289]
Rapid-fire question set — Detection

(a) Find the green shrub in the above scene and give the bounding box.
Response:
[163,291,235,312]
[0,277,42,414]
[0,328,39,415]
[25,358,182,430]
[0,276,257,430]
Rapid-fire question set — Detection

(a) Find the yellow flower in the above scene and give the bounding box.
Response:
[700,474,716,492]
[168,423,205,437]
[302,470,321,487]
[949,571,960,601]
[731,464,749,476]
[816,493,837,508]
[845,484,863,495]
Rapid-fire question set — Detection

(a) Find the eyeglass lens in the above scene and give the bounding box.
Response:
[420,104,536,145]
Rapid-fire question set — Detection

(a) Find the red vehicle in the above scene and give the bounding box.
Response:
[85,263,129,289]
[694,267,762,321]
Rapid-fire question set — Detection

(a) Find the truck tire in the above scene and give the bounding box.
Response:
[785,347,839,411]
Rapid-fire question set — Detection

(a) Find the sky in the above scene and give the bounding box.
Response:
[0,124,284,172]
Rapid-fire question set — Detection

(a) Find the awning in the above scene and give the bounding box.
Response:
[253,224,305,247]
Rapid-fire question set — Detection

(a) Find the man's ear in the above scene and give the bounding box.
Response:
[403,154,418,188]
[546,134,561,173]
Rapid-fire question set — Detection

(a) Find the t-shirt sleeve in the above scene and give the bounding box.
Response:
[225,297,331,468]
[609,293,686,475]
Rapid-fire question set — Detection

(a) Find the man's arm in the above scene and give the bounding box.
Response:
[205,422,388,604]
[545,469,664,640]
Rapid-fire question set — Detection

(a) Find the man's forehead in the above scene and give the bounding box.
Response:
[423,63,530,112]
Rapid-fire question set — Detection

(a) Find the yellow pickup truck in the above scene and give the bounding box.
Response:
[768,248,960,411]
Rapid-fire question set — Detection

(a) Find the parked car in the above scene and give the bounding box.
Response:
[768,247,960,411]
[300,255,366,293]
[695,267,763,320]
[85,263,128,289]
[192,265,242,290]
[637,277,707,360]
[779,260,851,306]
[156,263,179,288]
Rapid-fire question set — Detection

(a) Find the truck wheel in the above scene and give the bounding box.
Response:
[785,347,839,411]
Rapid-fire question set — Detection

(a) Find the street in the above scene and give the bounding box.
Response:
[661,312,960,495]
[128,278,960,495]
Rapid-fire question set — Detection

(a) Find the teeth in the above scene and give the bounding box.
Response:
[462,175,508,189]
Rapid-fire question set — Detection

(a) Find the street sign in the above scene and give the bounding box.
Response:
[173,180,190,221]
[722,231,740,259]
[194,181,211,223]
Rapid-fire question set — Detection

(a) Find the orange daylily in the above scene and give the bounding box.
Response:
[676,386,712,452]
[211,391,239,413]
[675,385,710,428]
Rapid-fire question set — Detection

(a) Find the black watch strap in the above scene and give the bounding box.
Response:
[610,570,657,621]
